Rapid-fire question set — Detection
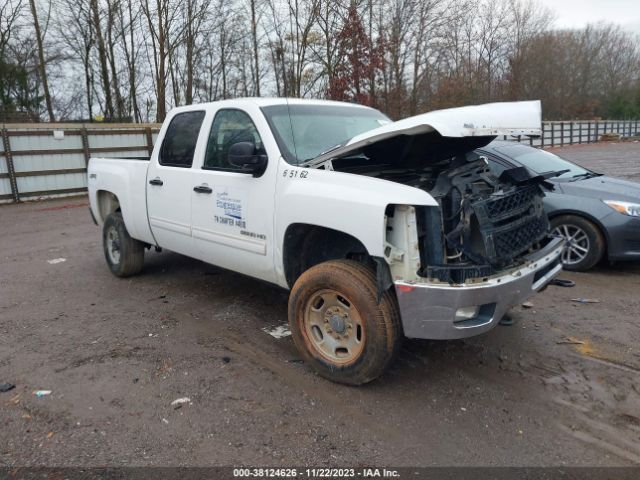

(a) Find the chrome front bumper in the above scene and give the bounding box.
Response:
[395,237,564,340]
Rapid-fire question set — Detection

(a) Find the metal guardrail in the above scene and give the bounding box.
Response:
[0,123,160,203]
[1,120,639,204]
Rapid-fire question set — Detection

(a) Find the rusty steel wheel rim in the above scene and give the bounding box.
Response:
[106,226,121,265]
[303,289,365,365]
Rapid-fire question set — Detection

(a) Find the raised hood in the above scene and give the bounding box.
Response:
[303,100,541,167]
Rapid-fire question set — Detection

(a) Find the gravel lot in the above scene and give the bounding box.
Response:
[1,142,639,467]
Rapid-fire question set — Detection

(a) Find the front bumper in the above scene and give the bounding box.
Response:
[603,213,640,261]
[395,237,564,340]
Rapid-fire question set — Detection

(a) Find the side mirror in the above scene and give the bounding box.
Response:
[228,141,267,177]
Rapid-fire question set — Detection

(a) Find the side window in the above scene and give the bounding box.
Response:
[159,111,205,167]
[204,109,264,170]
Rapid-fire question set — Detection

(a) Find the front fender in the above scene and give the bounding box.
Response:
[274,162,436,286]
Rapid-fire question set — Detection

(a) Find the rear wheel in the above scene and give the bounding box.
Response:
[103,212,145,277]
[550,215,605,271]
[288,260,401,385]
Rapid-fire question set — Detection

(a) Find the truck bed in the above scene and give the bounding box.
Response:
[87,157,155,244]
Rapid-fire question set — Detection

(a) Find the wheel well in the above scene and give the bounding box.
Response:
[548,210,609,252]
[283,224,374,288]
[96,190,121,223]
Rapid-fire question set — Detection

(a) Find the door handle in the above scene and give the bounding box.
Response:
[193,185,212,194]
[149,178,163,186]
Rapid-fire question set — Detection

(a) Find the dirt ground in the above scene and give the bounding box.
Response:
[1,142,640,467]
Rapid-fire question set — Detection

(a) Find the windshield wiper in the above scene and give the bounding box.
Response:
[569,172,601,182]
[299,143,345,166]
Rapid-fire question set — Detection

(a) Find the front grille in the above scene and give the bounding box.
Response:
[488,215,549,259]
[473,185,540,222]
[625,239,640,252]
[426,264,493,283]
[470,186,549,266]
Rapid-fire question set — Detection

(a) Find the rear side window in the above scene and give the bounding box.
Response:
[159,111,205,167]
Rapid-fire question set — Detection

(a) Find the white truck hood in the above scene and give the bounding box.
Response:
[303,100,541,167]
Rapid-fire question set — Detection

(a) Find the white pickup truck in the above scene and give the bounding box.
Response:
[88,98,563,384]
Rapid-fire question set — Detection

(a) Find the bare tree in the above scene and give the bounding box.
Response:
[141,0,186,121]
[57,0,95,120]
[115,0,143,121]
[3,0,640,122]
[248,0,261,96]
[28,0,55,121]
[1,0,23,56]
[89,0,115,118]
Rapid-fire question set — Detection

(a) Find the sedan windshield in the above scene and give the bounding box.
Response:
[261,104,391,165]
[494,144,593,180]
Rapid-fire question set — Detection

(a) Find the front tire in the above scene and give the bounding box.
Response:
[551,215,605,271]
[103,212,145,277]
[288,260,401,385]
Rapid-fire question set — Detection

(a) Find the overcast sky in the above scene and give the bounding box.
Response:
[538,0,640,32]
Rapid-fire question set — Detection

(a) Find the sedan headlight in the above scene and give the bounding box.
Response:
[603,200,640,217]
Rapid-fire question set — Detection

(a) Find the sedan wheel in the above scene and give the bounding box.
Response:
[552,224,590,266]
[550,215,605,271]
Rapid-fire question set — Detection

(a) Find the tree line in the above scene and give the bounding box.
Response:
[1,0,639,123]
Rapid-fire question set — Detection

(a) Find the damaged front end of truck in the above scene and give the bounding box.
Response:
[303,100,564,339]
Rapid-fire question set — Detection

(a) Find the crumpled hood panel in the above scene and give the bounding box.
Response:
[305,100,542,166]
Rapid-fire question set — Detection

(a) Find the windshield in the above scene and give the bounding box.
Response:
[261,104,391,165]
[494,144,591,180]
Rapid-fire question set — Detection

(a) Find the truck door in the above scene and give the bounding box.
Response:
[146,109,206,255]
[190,107,277,283]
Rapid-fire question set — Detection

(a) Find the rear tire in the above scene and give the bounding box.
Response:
[288,259,401,385]
[103,212,145,277]
[550,215,605,271]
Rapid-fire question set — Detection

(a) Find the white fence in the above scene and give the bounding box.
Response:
[503,120,640,147]
[0,123,160,203]
[1,120,639,204]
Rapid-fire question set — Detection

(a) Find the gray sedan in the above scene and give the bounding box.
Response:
[477,141,640,271]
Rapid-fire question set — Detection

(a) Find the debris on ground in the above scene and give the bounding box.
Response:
[47,258,66,264]
[170,397,191,407]
[522,302,534,309]
[556,337,586,345]
[162,418,169,424]
[571,298,600,304]
[262,324,291,338]
[550,278,575,288]
[222,356,231,364]
[499,315,515,326]
[0,383,16,393]
[600,133,621,142]
[34,390,52,397]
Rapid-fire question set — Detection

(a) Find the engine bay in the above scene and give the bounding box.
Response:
[330,144,553,284]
